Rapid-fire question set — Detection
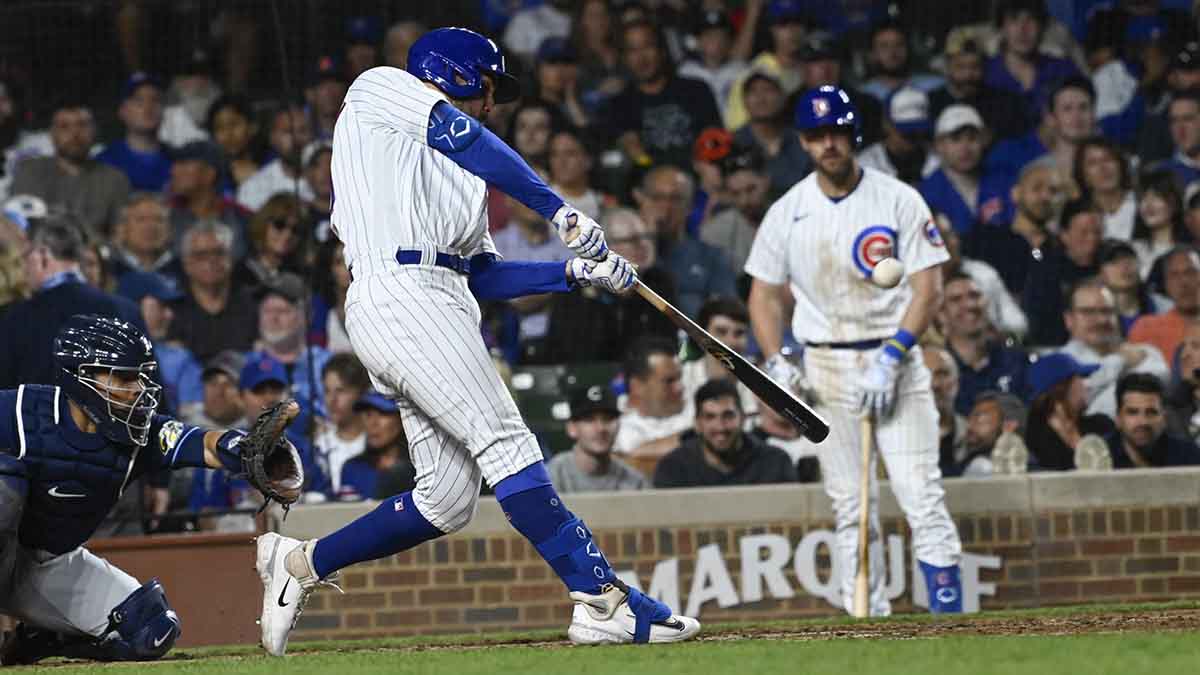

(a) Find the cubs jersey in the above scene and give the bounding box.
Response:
[743,167,948,343]
[331,66,497,277]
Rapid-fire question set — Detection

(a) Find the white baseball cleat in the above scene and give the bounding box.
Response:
[255,532,341,656]
[567,580,700,645]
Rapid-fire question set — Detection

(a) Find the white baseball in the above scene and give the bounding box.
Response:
[870,258,904,288]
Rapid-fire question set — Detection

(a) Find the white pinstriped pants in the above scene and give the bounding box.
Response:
[344,256,544,533]
[804,345,962,616]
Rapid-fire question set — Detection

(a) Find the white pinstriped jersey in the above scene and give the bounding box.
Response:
[331,66,497,273]
[743,167,948,343]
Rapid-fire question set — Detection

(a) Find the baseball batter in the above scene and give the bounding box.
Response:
[745,86,963,616]
[255,27,700,654]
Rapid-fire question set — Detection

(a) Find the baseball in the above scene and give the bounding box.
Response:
[870,258,904,288]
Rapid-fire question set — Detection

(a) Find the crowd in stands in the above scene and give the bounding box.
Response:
[4,0,1200,535]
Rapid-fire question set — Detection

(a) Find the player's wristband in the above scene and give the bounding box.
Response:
[881,329,917,361]
[214,430,248,473]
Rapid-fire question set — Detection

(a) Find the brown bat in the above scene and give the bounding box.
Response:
[633,281,829,443]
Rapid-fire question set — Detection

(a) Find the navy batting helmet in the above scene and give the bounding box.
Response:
[407,27,521,104]
[53,314,161,447]
[795,85,862,147]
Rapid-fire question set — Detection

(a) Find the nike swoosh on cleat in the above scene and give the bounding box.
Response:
[47,486,86,499]
[153,627,174,647]
[277,579,291,608]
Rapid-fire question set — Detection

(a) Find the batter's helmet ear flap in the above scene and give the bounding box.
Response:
[795,85,863,148]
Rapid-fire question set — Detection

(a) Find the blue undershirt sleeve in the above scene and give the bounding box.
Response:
[468,254,572,301]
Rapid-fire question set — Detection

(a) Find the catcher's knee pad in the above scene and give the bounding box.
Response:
[411,475,481,534]
[101,579,181,661]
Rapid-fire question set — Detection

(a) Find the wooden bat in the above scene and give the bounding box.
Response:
[853,415,873,618]
[632,281,830,443]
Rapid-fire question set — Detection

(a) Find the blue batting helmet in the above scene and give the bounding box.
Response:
[407,27,521,104]
[795,85,862,147]
[53,314,162,447]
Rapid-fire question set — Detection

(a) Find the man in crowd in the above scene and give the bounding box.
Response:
[985,0,1080,127]
[116,270,202,417]
[1139,41,1200,165]
[305,56,348,141]
[861,19,943,101]
[184,350,246,429]
[724,0,810,130]
[614,336,692,462]
[1104,374,1200,468]
[680,296,757,418]
[548,128,603,222]
[929,29,1030,143]
[732,69,812,196]
[965,158,1060,296]
[923,344,966,477]
[1024,199,1103,346]
[1130,246,1200,362]
[857,86,938,185]
[1164,88,1200,195]
[314,353,370,499]
[98,73,172,193]
[962,391,1030,476]
[168,141,251,257]
[677,10,748,121]
[934,213,1028,338]
[1061,279,1169,419]
[920,105,1006,236]
[502,0,570,64]
[798,32,883,147]
[252,273,330,424]
[548,385,648,494]
[168,221,258,361]
[700,147,769,275]
[654,379,796,488]
[339,391,415,501]
[237,105,315,211]
[9,102,130,236]
[941,273,1030,415]
[109,193,180,282]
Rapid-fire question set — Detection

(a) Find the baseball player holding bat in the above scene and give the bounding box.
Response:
[255,27,700,655]
[745,86,963,617]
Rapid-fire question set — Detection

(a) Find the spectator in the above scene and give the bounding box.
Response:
[691,127,734,228]
[1024,199,1103,346]
[857,86,938,186]
[311,239,352,352]
[965,158,1061,296]
[234,193,308,291]
[961,391,1031,477]
[1187,189,1200,244]
[570,0,625,117]
[548,385,648,493]
[9,103,130,237]
[503,0,571,65]
[923,344,967,475]
[750,392,821,483]
[732,69,812,197]
[1105,373,1200,468]
[168,220,258,361]
[1166,323,1200,442]
[985,0,1080,127]
[654,379,796,488]
[929,28,1030,143]
[342,16,381,80]
[798,32,884,147]
[860,19,944,102]
[1061,278,1169,418]
[920,105,1007,236]
[1130,246,1200,362]
[723,0,810,130]
[109,193,180,281]
[548,128,603,219]
[0,80,26,201]
[251,272,331,423]
[1165,89,1200,196]
[935,213,1028,338]
[680,296,758,415]
[1132,168,1189,277]
[609,20,722,169]
[237,104,314,211]
[614,336,693,461]
[340,390,415,501]
[184,350,246,428]
[1081,8,1146,150]
[169,141,252,258]
[1025,352,1115,470]
[507,101,562,170]
[940,272,1030,414]
[303,140,334,239]
[534,38,590,130]
[116,271,202,417]
[382,20,426,69]
[97,73,172,193]
[634,165,736,317]
[678,10,748,120]
[0,216,144,388]
[206,95,261,190]
[305,55,348,141]
[314,353,370,498]
[1074,136,1135,240]
[1140,42,1200,166]
[1097,239,1173,335]
[701,147,769,276]
[159,47,220,148]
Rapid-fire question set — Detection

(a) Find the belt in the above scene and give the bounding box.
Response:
[806,339,883,351]
[395,249,471,275]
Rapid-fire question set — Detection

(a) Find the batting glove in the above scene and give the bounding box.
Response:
[581,253,636,294]
[552,204,608,261]
[855,348,901,420]
[764,353,815,402]
[567,257,597,288]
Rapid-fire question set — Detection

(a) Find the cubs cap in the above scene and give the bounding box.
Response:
[568,385,619,420]
[1027,353,1099,399]
[537,37,577,64]
[240,353,289,390]
[121,72,162,101]
[173,140,224,170]
[354,389,399,414]
[116,271,185,304]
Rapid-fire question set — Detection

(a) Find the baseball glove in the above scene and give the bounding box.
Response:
[240,399,304,515]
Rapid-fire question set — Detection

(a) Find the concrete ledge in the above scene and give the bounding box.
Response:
[1029,467,1200,510]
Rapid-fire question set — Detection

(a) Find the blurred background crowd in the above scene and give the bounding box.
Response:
[2,0,1200,537]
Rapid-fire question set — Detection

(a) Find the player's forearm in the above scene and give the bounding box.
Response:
[748,279,787,359]
[898,267,943,341]
[467,254,572,300]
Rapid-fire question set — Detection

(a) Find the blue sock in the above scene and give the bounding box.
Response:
[919,560,963,614]
[495,462,614,594]
[311,492,443,579]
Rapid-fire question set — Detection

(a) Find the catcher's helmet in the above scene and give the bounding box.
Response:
[795,85,862,147]
[53,314,161,447]
[407,27,520,104]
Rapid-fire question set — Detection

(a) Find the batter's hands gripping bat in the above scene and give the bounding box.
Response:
[632,281,830,443]
[853,414,874,618]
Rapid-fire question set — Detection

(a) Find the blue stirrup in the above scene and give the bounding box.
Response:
[625,586,672,644]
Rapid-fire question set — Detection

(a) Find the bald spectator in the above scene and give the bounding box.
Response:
[1105,374,1200,468]
[1130,246,1200,362]
[701,147,769,276]
[110,193,180,281]
[10,102,130,237]
[1061,279,1169,419]
[615,336,693,463]
[732,69,812,197]
[985,0,1080,127]
[635,166,736,317]
[237,105,315,211]
[929,29,1030,143]
[923,344,966,475]
[962,391,1031,476]
[1024,199,1103,346]
[935,213,1028,338]
[940,272,1030,415]
[97,73,172,193]
[965,158,1061,296]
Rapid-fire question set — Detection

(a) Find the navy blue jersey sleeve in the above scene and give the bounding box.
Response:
[148,413,210,470]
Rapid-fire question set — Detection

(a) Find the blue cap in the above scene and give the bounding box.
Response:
[1028,353,1100,399]
[346,15,382,45]
[1125,15,1164,44]
[116,271,185,304]
[353,389,398,414]
[537,37,577,63]
[240,353,289,390]
[768,0,809,22]
[121,71,162,101]
[173,140,224,170]
[308,55,344,87]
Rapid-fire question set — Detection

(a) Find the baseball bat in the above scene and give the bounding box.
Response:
[853,415,873,618]
[632,281,830,443]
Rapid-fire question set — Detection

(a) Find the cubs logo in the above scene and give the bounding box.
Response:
[851,225,898,278]
[924,219,945,247]
[812,97,830,118]
[158,420,184,456]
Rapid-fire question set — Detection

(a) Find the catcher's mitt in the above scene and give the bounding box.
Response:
[240,399,304,515]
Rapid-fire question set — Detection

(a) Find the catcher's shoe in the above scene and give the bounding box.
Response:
[256,532,341,656]
[0,623,63,665]
[567,579,700,645]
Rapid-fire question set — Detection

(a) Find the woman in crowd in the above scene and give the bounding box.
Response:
[1024,353,1115,471]
[571,0,626,116]
[1097,239,1172,335]
[206,94,261,193]
[1131,168,1188,278]
[1074,136,1135,240]
[506,101,568,170]
[234,193,308,290]
[310,238,352,353]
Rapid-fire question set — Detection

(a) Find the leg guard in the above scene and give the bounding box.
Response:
[75,579,181,661]
[534,516,616,593]
[919,561,963,614]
